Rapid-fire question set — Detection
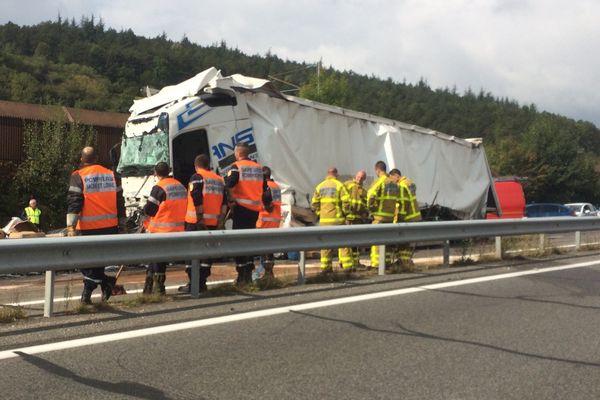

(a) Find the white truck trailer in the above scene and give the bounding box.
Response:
[117,67,497,222]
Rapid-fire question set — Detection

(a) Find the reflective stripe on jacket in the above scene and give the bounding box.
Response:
[367,174,400,219]
[76,165,118,230]
[311,176,350,225]
[344,180,367,221]
[396,179,422,222]
[257,180,282,228]
[231,159,263,212]
[24,207,41,225]
[148,177,188,233]
[185,168,225,226]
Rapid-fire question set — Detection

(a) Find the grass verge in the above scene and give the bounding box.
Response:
[117,293,171,308]
[0,306,27,323]
[305,269,363,284]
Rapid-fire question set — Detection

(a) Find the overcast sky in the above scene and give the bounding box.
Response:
[2,0,599,126]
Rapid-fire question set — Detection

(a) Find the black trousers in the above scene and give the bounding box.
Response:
[80,226,118,292]
[232,205,259,266]
[185,223,216,282]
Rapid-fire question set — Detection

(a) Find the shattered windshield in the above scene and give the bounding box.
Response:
[117,131,169,177]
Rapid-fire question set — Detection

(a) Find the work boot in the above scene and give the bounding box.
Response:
[263,261,275,279]
[80,288,92,305]
[199,268,211,292]
[153,274,166,295]
[143,270,154,294]
[101,276,116,302]
[244,264,254,284]
[235,265,245,287]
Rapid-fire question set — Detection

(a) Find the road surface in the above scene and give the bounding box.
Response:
[1,252,600,399]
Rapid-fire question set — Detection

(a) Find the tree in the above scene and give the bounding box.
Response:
[299,69,351,107]
[13,120,96,230]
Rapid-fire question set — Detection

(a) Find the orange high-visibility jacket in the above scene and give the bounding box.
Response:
[257,180,282,228]
[231,159,263,212]
[147,177,188,233]
[76,165,118,230]
[185,168,225,227]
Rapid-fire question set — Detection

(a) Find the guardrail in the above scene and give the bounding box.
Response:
[2,217,600,317]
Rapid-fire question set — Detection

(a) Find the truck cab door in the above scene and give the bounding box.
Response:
[172,128,209,186]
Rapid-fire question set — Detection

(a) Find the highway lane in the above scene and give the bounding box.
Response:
[1,255,600,399]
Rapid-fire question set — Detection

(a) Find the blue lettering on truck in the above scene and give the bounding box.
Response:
[212,128,258,169]
[177,101,211,130]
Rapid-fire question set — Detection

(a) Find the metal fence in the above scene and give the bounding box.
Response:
[2,217,600,317]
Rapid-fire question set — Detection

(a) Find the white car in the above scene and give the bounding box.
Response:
[565,203,600,217]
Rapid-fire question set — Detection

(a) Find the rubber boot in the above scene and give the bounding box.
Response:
[80,288,92,305]
[143,270,154,294]
[101,276,116,302]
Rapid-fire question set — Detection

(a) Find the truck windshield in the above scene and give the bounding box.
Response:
[117,131,169,177]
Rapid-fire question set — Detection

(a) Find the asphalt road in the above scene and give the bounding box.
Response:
[1,253,600,399]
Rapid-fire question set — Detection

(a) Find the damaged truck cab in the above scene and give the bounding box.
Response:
[118,67,499,223]
[118,68,260,211]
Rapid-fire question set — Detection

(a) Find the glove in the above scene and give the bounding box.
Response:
[66,226,77,237]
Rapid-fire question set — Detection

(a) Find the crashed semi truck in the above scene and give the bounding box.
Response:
[117,67,498,224]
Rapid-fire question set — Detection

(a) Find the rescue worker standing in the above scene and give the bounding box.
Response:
[343,170,368,268]
[256,166,282,279]
[143,162,188,294]
[390,168,422,270]
[179,154,227,293]
[367,161,400,269]
[225,143,272,286]
[66,146,126,304]
[23,198,41,230]
[311,167,352,271]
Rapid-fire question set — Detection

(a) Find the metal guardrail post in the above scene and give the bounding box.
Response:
[43,270,55,318]
[298,251,306,284]
[443,240,450,267]
[495,236,503,259]
[575,231,581,250]
[190,259,200,298]
[378,245,385,275]
[539,234,546,253]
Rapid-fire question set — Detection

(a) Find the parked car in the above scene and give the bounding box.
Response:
[565,203,600,217]
[486,177,526,219]
[525,203,576,218]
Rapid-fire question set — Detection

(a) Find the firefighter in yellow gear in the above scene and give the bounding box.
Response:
[311,167,353,271]
[341,170,368,268]
[367,161,401,269]
[390,169,422,270]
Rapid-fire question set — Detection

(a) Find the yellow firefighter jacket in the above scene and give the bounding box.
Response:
[311,176,350,225]
[344,179,368,222]
[367,174,401,221]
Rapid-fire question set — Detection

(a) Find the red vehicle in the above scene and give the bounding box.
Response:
[486,178,526,219]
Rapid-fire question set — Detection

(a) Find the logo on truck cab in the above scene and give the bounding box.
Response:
[177,101,211,130]
[212,128,258,170]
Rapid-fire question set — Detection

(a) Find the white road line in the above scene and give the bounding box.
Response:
[6,279,235,307]
[1,259,599,361]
